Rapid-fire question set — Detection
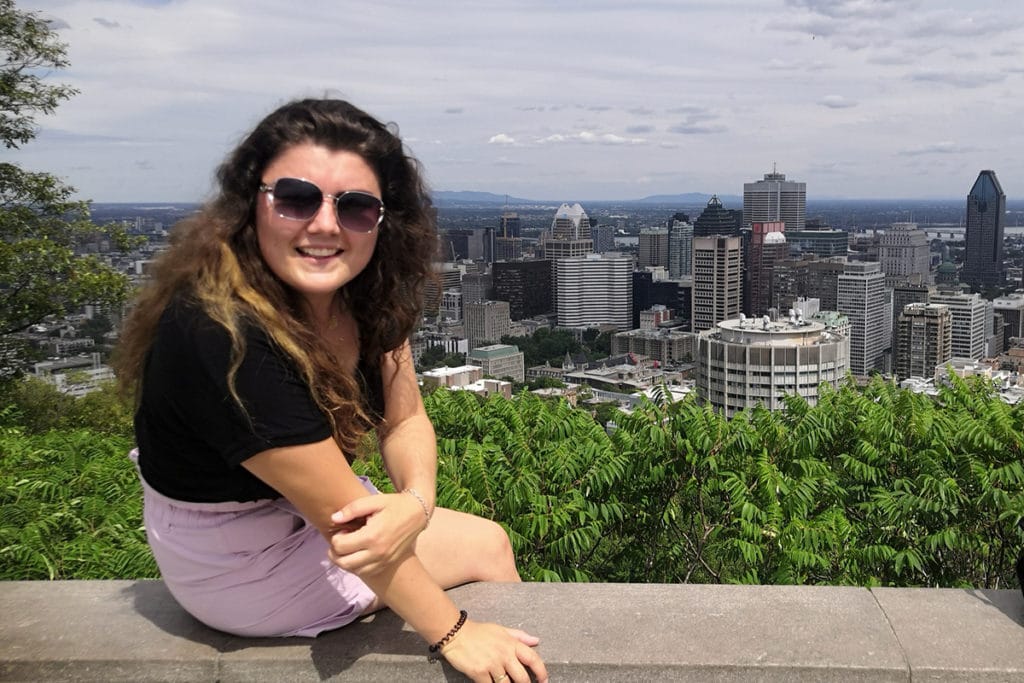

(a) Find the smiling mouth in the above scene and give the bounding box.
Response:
[297,247,342,258]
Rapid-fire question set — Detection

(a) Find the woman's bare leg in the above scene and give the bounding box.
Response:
[414,507,521,587]
[359,507,519,615]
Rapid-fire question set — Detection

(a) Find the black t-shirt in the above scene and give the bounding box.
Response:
[135,298,381,503]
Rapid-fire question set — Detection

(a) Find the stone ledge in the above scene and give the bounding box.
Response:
[2,580,1023,681]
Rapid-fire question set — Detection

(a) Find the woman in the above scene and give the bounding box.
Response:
[116,98,547,683]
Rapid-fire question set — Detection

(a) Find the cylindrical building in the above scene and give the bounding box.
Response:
[697,316,849,418]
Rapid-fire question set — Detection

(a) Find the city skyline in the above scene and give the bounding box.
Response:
[15,0,1024,203]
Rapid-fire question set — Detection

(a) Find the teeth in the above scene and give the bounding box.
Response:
[298,247,339,257]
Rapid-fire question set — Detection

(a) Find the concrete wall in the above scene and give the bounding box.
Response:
[2,580,1024,681]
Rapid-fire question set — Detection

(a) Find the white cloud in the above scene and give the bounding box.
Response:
[819,95,857,109]
[14,0,1024,201]
[488,133,517,145]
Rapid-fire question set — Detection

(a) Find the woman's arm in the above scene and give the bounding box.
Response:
[328,340,438,573]
[242,439,547,683]
[378,340,438,505]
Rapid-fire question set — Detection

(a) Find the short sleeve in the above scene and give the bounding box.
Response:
[135,299,333,502]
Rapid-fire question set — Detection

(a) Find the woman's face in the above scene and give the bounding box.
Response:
[255,142,382,314]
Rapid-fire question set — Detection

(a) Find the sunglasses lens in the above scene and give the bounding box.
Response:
[271,178,322,220]
[335,193,383,233]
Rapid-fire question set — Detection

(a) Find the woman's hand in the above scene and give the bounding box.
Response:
[440,620,548,683]
[326,492,427,575]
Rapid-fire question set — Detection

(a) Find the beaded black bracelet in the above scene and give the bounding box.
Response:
[428,609,468,654]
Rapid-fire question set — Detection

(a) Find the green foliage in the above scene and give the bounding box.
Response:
[0,375,133,436]
[501,327,608,367]
[420,378,1023,589]
[415,345,466,372]
[1,375,1021,589]
[0,0,132,362]
[0,427,156,579]
[0,0,78,149]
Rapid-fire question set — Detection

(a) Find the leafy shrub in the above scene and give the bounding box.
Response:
[1,374,1021,588]
[0,427,156,579]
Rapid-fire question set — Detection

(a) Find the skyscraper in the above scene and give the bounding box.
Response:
[692,235,743,332]
[693,196,742,237]
[837,261,891,376]
[543,202,593,259]
[963,170,1006,291]
[463,300,511,350]
[554,253,632,330]
[772,256,845,312]
[492,260,552,320]
[668,219,694,278]
[894,303,952,381]
[929,289,992,360]
[498,211,521,238]
[879,222,931,288]
[638,227,670,268]
[743,168,806,231]
[744,221,787,317]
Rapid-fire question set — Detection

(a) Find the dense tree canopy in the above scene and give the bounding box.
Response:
[0,0,129,367]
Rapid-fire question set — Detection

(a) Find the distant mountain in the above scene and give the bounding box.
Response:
[433,190,744,207]
[433,191,536,206]
[635,193,743,206]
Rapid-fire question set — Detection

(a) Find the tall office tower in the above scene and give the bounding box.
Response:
[928,289,992,360]
[692,235,743,333]
[879,222,932,288]
[592,223,615,253]
[743,167,806,231]
[837,261,891,376]
[891,282,932,334]
[499,211,521,238]
[554,253,632,330]
[632,270,685,329]
[693,196,742,237]
[638,227,670,268]
[963,170,1006,291]
[772,256,845,312]
[894,303,952,380]
[744,221,787,317]
[668,219,694,278]
[491,259,552,320]
[543,202,593,259]
[463,300,511,350]
[991,312,1006,358]
[493,237,523,261]
[786,225,849,258]
[461,272,492,309]
[424,263,465,316]
[440,228,492,262]
[993,292,1024,350]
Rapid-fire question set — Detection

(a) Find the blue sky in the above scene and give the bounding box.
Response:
[16,0,1024,203]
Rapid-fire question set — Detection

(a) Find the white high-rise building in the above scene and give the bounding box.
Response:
[692,235,743,333]
[544,202,592,259]
[879,222,932,288]
[554,253,632,330]
[743,168,806,231]
[929,290,992,360]
[837,261,891,376]
[697,316,848,418]
[668,220,693,278]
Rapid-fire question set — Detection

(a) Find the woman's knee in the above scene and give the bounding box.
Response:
[476,517,519,582]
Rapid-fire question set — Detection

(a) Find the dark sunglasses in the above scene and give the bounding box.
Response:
[258,177,385,233]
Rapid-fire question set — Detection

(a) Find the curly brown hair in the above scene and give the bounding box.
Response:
[116,98,437,457]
